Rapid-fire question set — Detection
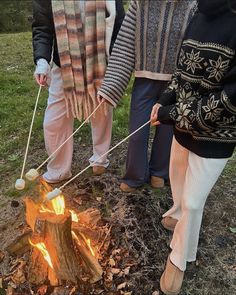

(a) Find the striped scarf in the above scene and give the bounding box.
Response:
[52,0,107,120]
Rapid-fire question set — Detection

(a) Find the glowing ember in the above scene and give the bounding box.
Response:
[70,210,79,222]
[29,239,53,268]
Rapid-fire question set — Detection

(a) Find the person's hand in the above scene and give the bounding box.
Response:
[34,58,50,87]
[151,103,162,126]
[35,74,47,86]
[97,94,114,107]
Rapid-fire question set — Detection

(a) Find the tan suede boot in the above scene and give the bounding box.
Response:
[120,182,136,193]
[160,256,184,295]
[161,216,178,232]
[151,176,165,188]
[92,166,106,176]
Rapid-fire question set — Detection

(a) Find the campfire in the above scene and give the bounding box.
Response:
[24,179,103,286]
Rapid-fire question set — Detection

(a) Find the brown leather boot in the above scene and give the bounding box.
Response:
[161,217,178,232]
[160,256,184,295]
[120,182,136,193]
[92,166,106,176]
[151,176,165,188]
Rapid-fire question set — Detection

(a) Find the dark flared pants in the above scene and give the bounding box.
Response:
[122,78,173,188]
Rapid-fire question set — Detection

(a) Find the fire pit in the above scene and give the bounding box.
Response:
[24,179,104,287]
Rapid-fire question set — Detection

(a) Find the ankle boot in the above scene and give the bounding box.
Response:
[160,256,184,295]
[161,216,178,232]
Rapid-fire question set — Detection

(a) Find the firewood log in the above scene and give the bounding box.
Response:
[33,211,82,283]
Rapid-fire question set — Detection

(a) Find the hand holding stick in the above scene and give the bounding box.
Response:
[150,103,162,126]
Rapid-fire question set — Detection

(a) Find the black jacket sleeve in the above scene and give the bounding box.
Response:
[32,0,55,65]
[109,0,125,54]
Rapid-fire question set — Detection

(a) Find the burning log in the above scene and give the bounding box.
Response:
[28,247,49,285]
[77,208,101,226]
[25,181,103,286]
[72,230,103,283]
[31,211,82,283]
[5,231,31,256]
[29,247,59,286]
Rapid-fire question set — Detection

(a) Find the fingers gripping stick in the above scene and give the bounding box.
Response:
[25,101,104,183]
[15,85,42,190]
[47,120,151,200]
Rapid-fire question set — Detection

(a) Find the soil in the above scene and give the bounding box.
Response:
[0,140,235,295]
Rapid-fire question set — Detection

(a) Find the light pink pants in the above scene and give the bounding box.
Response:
[43,65,113,183]
[165,137,228,271]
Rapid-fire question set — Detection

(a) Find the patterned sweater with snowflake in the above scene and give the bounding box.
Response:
[158,9,236,158]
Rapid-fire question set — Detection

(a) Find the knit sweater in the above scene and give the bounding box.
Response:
[98,0,197,107]
[158,6,236,158]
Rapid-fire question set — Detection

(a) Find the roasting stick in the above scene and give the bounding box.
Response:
[47,119,151,200]
[25,100,104,182]
[15,85,43,190]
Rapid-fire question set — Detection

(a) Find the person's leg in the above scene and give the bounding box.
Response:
[170,152,228,271]
[122,78,166,188]
[160,144,228,294]
[43,65,74,183]
[162,137,189,221]
[149,124,173,182]
[89,104,113,171]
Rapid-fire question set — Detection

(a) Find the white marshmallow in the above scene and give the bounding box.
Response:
[15,179,25,190]
[25,169,39,181]
[47,188,62,200]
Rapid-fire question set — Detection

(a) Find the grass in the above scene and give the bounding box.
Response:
[0,32,130,198]
[0,1,32,33]
[0,32,46,197]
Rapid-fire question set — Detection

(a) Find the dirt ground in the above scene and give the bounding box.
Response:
[0,142,235,295]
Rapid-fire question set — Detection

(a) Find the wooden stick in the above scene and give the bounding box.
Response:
[20,85,42,179]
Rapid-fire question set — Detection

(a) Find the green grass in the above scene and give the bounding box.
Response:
[0,32,130,197]
[0,32,47,196]
[0,1,32,33]
[222,152,236,176]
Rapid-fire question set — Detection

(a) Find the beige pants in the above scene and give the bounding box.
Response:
[165,138,228,271]
[43,65,113,183]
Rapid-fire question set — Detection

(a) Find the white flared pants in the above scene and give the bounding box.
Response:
[164,137,229,271]
[43,65,113,182]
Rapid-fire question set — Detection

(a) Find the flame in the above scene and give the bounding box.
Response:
[86,238,95,257]
[40,204,52,213]
[51,195,65,215]
[72,231,95,257]
[39,195,65,215]
[69,210,79,222]
[72,231,81,246]
[29,239,53,268]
